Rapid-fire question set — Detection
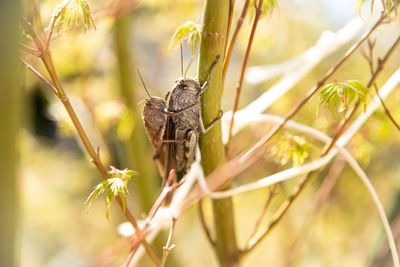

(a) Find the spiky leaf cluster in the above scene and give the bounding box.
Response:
[169,21,202,53]
[85,166,137,219]
[51,0,96,33]
[319,80,369,114]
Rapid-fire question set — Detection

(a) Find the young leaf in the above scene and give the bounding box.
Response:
[85,180,108,210]
[319,80,369,114]
[51,0,96,34]
[85,166,135,219]
[169,21,202,53]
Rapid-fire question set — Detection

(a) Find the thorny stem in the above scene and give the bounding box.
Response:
[21,16,161,267]
[226,0,264,150]
[223,0,250,80]
[242,26,400,254]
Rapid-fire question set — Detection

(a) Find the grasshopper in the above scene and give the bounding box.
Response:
[140,55,221,184]
[165,55,222,178]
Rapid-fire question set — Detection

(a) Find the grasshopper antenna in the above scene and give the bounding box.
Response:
[184,55,194,79]
[136,68,152,98]
[180,43,184,77]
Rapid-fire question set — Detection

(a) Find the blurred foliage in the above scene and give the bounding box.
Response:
[272,133,311,167]
[169,20,202,53]
[18,0,400,266]
[50,0,96,33]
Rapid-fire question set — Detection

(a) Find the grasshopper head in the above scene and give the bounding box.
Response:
[175,78,201,93]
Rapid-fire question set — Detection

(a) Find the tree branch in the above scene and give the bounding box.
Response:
[243,27,400,254]
[226,0,264,150]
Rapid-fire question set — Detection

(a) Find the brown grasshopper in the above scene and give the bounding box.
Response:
[140,55,221,183]
[165,55,221,178]
[138,70,195,181]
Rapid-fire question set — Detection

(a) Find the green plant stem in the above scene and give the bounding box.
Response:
[0,1,21,266]
[198,1,241,266]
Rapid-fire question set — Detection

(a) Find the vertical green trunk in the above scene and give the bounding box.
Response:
[198,1,240,266]
[0,1,21,267]
[114,15,159,212]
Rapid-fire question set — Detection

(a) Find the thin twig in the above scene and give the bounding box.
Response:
[245,185,278,246]
[284,158,346,266]
[123,170,184,267]
[226,0,263,150]
[223,0,250,80]
[374,83,400,132]
[362,34,400,132]
[224,0,235,57]
[160,216,178,267]
[242,26,400,254]
[45,0,72,51]
[20,59,59,97]
[198,199,216,246]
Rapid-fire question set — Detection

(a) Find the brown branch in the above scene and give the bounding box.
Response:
[285,158,346,266]
[21,16,161,267]
[245,185,278,247]
[362,34,400,132]
[223,0,250,80]
[374,83,400,132]
[198,199,216,246]
[20,59,59,97]
[226,0,263,150]
[239,13,385,163]
[242,25,400,254]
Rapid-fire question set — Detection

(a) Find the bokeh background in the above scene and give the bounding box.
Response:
[3,0,400,266]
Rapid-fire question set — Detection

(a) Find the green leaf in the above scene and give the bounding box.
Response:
[319,80,369,114]
[84,180,108,210]
[85,166,135,219]
[273,134,310,167]
[169,21,202,53]
[52,0,96,34]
